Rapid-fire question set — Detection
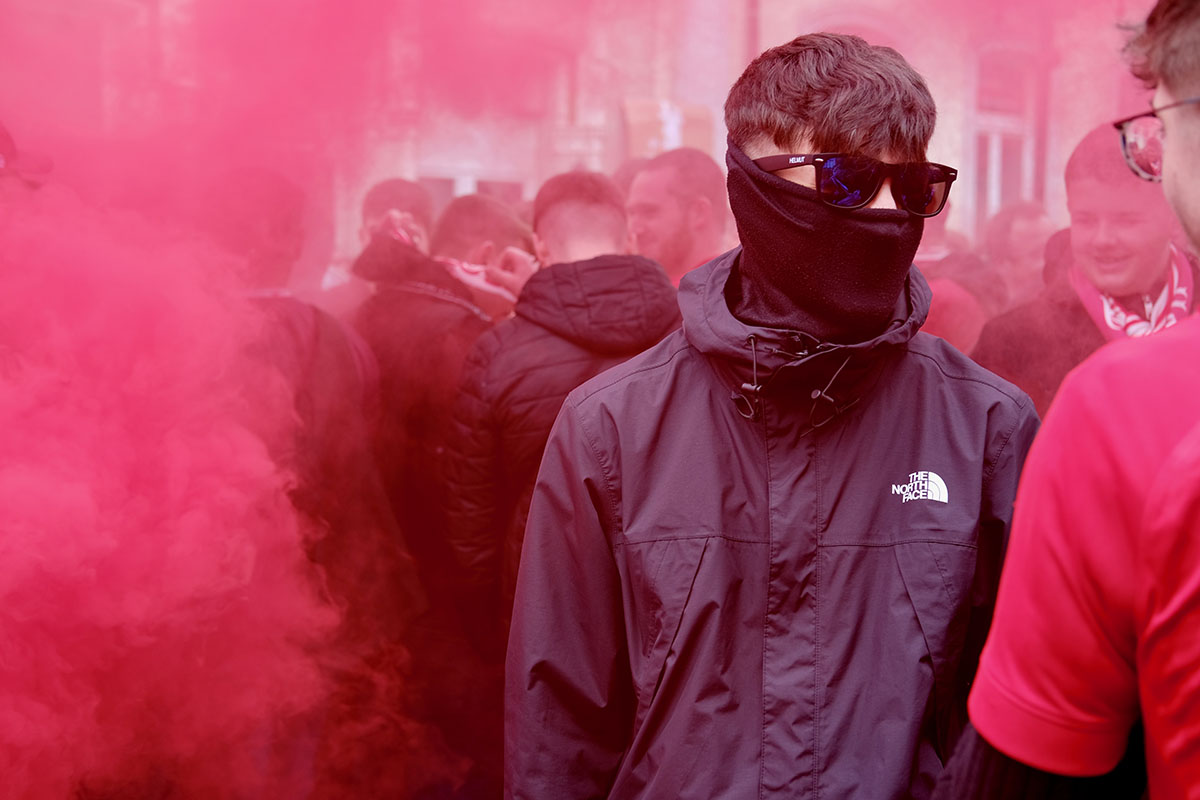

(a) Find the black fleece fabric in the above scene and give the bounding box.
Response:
[441,253,680,635]
[725,140,924,343]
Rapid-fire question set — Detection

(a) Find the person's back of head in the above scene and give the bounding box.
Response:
[720,32,941,343]
[1065,123,1180,298]
[360,179,434,250]
[626,147,727,280]
[429,193,533,264]
[532,171,629,266]
[203,167,307,289]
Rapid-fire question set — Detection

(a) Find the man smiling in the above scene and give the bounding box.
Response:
[972,124,1195,417]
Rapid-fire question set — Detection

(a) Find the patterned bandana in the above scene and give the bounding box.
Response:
[1070,244,1195,341]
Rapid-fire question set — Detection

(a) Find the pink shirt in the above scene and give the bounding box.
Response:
[969,315,1200,795]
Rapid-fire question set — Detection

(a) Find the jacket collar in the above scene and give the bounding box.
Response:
[680,249,930,425]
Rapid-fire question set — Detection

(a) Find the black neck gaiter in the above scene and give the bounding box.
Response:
[726,141,924,343]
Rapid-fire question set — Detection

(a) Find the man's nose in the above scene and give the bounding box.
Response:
[1093,219,1119,245]
[866,178,899,211]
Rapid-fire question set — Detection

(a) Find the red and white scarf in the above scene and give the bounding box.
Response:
[1071,244,1195,341]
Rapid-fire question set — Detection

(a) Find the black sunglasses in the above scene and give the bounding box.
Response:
[752,153,958,217]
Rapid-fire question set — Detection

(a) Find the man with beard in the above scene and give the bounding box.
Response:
[506,33,1039,799]
[934,2,1200,797]
[626,147,728,284]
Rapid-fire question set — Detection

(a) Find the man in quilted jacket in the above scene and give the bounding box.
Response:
[443,170,679,653]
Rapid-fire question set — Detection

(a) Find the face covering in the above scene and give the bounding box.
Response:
[725,140,924,344]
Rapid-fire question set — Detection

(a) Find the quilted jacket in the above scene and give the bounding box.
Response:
[443,253,680,631]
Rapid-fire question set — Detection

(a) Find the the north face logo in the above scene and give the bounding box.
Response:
[892,471,949,503]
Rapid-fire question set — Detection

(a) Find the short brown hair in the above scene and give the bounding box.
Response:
[725,32,936,162]
[533,171,628,253]
[429,194,533,259]
[533,171,626,231]
[361,179,434,232]
[1127,0,1200,94]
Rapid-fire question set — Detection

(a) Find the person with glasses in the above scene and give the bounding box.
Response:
[933,2,1200,798]
[505,32,1039,799]
[970,124,1194,418]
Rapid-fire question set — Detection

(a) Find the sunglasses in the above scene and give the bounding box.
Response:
[752,153,957,217]
[1112,96,1200,182]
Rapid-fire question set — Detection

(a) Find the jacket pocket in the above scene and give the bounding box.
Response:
[620,536,711,725]
[893,540,977,761]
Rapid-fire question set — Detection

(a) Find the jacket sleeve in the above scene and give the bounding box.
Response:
[504,397,634,799]
[442,334,503,593]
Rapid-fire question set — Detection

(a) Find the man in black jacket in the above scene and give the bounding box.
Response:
[506,34,1039,799]
[443,170,679,646]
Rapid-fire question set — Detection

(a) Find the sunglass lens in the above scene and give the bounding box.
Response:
[819,156,884,208]
[1121,117,1164,181]
[897,165,951,216]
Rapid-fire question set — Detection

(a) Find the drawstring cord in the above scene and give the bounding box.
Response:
[808,354,858,430]
[732,337,858,429]
[732,335,762,419]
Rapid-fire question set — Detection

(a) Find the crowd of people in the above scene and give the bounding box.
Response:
[2,0,1200,797]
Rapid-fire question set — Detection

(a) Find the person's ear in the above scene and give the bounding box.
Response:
[688,196,713,231]
[533,233,552,266]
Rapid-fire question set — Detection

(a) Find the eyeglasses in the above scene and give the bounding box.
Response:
[752,153,958,217]
[1112,96,1200,181]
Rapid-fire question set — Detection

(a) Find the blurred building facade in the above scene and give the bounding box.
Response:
[0,0,1158,281]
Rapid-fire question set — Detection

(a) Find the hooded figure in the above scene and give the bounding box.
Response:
[505,33,1039,800]
[443,171,680,651]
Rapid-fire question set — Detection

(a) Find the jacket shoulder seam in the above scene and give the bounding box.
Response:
[569,335,692,404]
[905,345,1033,409]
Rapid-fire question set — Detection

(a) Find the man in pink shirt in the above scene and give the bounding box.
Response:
[935,2,1200,797]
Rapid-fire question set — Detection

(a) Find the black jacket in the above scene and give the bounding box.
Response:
[505,252,1040,799]
[351,235,493,603]
[969,280,1105,418]
[247,294,424,638]
[443,254,680,622]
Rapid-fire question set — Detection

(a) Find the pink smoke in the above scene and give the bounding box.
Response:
[0,199,336,797]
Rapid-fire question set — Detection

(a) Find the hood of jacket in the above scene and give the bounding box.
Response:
[680,249,931,424]
[351,232,471,298]
[515,254,681,356]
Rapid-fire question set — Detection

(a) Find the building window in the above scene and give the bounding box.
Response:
[972,49,1046,237]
